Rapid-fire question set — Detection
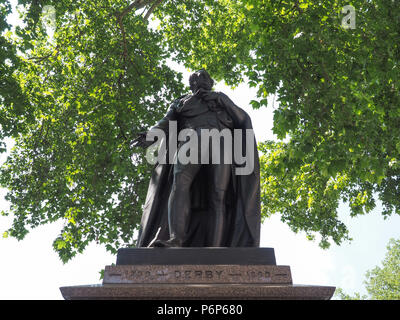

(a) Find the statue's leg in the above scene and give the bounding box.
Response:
[207,163,231,247]
[166,162,202,246]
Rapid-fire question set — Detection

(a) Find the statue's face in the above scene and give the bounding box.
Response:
[189,70,213,93]
[189,71,202,93]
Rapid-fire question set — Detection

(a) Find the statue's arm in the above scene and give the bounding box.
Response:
[132,99,180,148]
[148,101,179,133]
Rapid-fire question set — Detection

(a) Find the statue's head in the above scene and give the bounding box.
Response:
[189,69,214,93]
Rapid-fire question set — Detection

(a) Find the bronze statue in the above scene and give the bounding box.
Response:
[133,70,260,248]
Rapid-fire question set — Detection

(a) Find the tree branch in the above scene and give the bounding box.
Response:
[28,47,59,63]
[115,1,158,73]
[117,16,129,60]
[120,1,139,19]
[143,0,163,20]
[120,0,156,19]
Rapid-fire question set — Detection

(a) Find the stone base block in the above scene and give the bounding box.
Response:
[103,265,292,285]
[60,248,335,300]
[60,283,335,300]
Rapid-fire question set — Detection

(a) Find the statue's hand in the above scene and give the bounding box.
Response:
[131,131,152,148]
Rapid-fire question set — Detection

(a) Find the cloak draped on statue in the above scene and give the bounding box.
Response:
[136,92,261,247]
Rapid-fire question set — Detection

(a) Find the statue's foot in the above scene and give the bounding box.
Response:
[153,239,183,248]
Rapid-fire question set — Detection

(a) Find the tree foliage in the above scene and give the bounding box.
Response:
[0,0,184,262]
[1,0,400,261]
[336,238,400,300]
[155,0,400,248]
[0,0,28,145]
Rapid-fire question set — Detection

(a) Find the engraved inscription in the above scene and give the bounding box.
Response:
[174,270,223,280]
[130,270,169,280]
[247,271,272,281]
[127,269,279,281]
[103,265,293,285]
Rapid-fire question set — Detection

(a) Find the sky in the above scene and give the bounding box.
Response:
[1,1,400,300]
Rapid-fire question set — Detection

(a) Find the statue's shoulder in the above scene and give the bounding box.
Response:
[176,93,190,102]
[170,94,190,109]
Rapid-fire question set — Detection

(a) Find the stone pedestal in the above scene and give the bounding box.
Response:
[60,248,335,300]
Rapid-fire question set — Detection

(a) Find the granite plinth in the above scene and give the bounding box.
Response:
[60,283,335,300]
[103,265,292,284]
[116,248,276,265]
[60,248,335,300]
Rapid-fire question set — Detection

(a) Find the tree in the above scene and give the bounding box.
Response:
[0,0,184,262]
[0,1,28,147]
[1,0,400,261]
[155,0,400,248]
[335,238,400,300]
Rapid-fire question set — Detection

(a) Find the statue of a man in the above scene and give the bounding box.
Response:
[133,69,260,248]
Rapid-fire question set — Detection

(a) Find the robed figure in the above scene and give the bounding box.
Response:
[133,70,260,248]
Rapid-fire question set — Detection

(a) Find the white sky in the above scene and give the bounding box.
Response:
[1,1,400,300]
